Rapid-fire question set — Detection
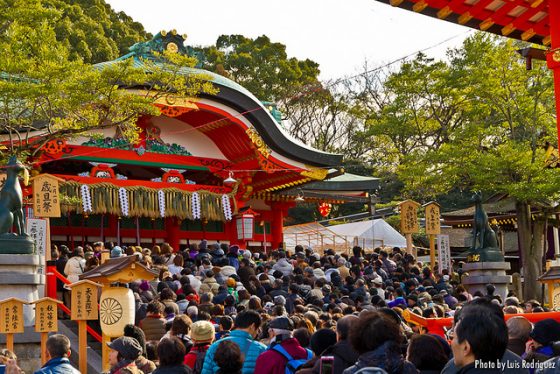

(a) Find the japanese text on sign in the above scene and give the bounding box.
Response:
[400,201,419,234]
[71,283,99,320]
[437,234,452,274]
[425,204,441,235]
[32,175,61,217]
[0,302,24,333]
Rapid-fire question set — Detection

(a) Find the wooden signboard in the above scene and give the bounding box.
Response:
[424,202,441,235]
[32,298,62,333]
[399,200,420,234]
[30,174,64,218]
[68,280,101,320]
[0,298,26,334]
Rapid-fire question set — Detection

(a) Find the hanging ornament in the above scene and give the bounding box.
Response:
[119,188,129,217]
[158,190,166,217]
[318,202,332,217]
[191,192,201,220]
[222,194,233,221]
[81,184,92,213]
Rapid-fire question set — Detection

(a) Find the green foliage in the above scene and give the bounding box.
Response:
[196,34,320,102]
[0,0,215,158]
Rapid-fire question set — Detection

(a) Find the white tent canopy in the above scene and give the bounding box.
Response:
[283,219,406,253]
[327,219,406,249]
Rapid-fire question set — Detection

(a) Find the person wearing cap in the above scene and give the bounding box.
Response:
[370,277,385,300]
[111,246,124,258]
[523,319,560,366]
[184,321,215,371]
[123,324,157,374]
[34,334,80,374]
[201,310,266,374]
[107,336,143,374]
[254,316,312,374]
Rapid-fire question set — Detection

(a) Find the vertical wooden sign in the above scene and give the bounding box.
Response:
[30,174,64,218]
[32,298,63,365]
[398,200,420,254]
[424,202,441,271]
[0,298,28,352]
[68,280,101,374]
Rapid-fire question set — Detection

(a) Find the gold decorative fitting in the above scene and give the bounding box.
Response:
[245,128,271,158]
[389,0,404,6]
[458,12,472,25]
[412,0,428,12]
[521,28,536,41]
[479,19,494,31]
[166,42,179,53]
[543,35,551,46]
[300,167,328,181]
[182,34,188,40]
[553,50,560,63]
[161,30,167,36]
[171,29,177,35]
[437,6,452,19]
[501,24,515,36]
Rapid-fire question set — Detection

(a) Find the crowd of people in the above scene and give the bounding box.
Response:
[13,241,560,373]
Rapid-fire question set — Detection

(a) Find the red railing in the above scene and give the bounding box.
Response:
[46,264,102,342]
[402,309,560,337]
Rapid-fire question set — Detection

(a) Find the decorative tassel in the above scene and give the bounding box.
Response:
[158,190,166,217]
[80,184,92,213]
[192,192,201,220]
[222,194,232,221]
[119,188,129,217]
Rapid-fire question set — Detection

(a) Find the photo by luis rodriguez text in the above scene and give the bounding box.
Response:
[475,359,557,371]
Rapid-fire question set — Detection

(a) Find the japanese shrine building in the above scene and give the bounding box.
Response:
[32,32,375,251]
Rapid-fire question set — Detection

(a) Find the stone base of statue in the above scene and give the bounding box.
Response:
[465,246,504,263]
[0,253,44,326]
[0,234,35,254]
[461,261,512,301]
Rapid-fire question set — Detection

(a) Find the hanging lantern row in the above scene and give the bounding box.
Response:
[63,182,238,221]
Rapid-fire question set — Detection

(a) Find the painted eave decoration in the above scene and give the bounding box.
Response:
[376,0,551,46]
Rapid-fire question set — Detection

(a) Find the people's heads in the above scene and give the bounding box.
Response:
[506,316,532,342]
[451,309,507,367]
[293,327,312,348]
[146,301,164,315]
[349,311,402,355]
[191,321,216,344]
[310,328,337,356]
[524,299,541,313]
[336,314,358,341]
[234,310,262,337]
[219,315,234,331]
[215,340,244,373]
[529,319,560,347]
[171,314,192,336]
[407,334,449,372]
[45,334,71,359]
[157,337,186,367]
[72,246,85,258]
[107,336,143,366]
[123,324,147,357]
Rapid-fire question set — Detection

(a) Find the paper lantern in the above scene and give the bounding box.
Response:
[318,203,332,217]
[99,287,135,337]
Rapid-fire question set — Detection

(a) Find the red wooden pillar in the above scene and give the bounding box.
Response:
[548,0,560,148]
[270,202,288,250]
[166,217,180,251]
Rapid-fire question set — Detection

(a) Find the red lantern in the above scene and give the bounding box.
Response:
[318,203,332,217]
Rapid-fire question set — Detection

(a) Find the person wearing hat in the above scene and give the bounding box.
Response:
[371,277,385,300]
[123,324,156,374]
[254,316,312,374]
[110,246,124,258]
[524,319,560,365]
[184,321,215,372]
[107,336,143,374]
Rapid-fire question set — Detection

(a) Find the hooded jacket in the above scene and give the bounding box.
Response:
[273,258,294,277]
[342,341,417,374]
[254,338,310,374]
[201,330,266,374]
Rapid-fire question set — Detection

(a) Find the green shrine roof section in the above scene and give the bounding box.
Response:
[94,31,342,168]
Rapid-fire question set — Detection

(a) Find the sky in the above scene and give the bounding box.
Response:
[106,0,474,81]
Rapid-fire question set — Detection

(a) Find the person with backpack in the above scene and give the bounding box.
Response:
[254,316,313,374]
[201,311,266,374]
[184,321,215,374]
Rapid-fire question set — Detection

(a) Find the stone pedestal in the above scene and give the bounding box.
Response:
[462,262,512,301]
[0,254,45,326]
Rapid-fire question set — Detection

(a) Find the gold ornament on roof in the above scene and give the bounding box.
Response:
[300,167,328,180]
[246,128,271,158]
[166,42,179,53]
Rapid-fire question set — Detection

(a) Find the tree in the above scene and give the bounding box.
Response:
[0,0,215,160]
[196,34,321,102]
[396,33,558,299]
